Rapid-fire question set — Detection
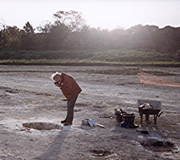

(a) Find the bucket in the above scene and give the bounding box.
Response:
[115,110,122,123]
[122,113,135,125]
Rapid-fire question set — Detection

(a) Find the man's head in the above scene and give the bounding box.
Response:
[51,72,61,82]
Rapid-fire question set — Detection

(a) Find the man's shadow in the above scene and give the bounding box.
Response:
[33,129,70,160]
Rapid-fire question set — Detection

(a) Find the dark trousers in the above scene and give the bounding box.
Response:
[65,96,78,122]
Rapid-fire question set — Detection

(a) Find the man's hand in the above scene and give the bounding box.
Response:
[54,82,61,87]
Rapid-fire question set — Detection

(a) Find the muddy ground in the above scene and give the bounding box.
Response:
[0,65,180,160]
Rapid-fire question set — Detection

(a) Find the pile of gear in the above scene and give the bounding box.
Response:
[115,108,138,128]
[138,102,154,110]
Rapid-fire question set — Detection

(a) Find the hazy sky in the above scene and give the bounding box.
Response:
[0,0,180,30]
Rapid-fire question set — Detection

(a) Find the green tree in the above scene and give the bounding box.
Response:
[37,21,52,50]
[109,28,126,49]
[48,24,70,50]
[48,10,86,50]
[80,27,110,50]
[0,24,21,50]
[6,26,21,50]
[21,21,35,50]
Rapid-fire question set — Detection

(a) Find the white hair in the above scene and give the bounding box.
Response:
[51,72,61,81]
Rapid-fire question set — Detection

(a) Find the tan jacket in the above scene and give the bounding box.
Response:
[60,73,82,100]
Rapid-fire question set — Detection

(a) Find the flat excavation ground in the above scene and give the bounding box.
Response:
[0,65,180,160]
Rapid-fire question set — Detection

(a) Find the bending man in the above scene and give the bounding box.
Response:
[51,72,82,126]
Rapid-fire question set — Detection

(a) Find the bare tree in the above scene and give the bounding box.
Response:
[53,10,85,32]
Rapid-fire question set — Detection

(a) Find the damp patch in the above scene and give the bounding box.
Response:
[90,149,112,157]
[140,138,175,152]
[22,122,62,130]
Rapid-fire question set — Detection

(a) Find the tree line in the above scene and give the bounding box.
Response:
[1,10,180,55]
